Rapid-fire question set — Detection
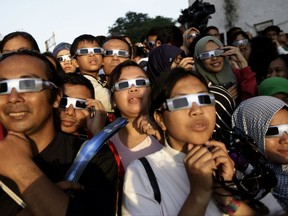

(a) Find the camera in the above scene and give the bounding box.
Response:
[178,0,215,31]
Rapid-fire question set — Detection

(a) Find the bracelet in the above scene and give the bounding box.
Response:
[219,198,241,215]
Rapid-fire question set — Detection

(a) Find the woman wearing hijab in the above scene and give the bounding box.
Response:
[146,44,194,84]
[181,27,200,56]
[232,96,288,215]
[194,36,257,103]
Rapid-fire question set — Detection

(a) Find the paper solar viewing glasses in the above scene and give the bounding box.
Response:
[0,78,57,94]
[162,93,215,111]
[112,78,150,92]
[75,47,129,58]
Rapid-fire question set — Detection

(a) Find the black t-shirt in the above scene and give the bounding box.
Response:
[0,132,118,216]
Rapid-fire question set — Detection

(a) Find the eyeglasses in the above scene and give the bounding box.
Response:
[266,124,288,137]
[57,54,72,62]
[163,93,215,111]
[103,50,130,58]
[112,78,150,91]
[187,33,199,39]
[232,39,249,47]
[75,47,104,56]
[0,78,57,95]
[59,96,87,109]
[198,49,224,60]
[147,41,156,47]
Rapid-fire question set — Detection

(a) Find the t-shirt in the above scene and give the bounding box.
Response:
[122,143,222,216]
[109,133,163,170]
[0,132,118,216]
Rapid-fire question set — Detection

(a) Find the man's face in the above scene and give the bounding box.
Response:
[0,55,56,136]
[59,84,92,135]
[102,39,130,76]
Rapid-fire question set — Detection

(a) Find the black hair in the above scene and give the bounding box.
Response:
[149,67,208,119]
[59,73,95,99]
[227,30,250,46]
[102,35,132,59]
[0,31,40,53]
[0,49,61,103]
[95,35,107,47]
[70,34,99,57]
[156,25,183,48]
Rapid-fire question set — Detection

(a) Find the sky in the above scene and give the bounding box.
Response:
[1,0,189,52]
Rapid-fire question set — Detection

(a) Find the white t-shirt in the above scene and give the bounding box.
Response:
[109,133,163,170]
[83,74,113,112]
[122,143,223,216]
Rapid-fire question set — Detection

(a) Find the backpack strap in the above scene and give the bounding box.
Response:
[139,157,161,204]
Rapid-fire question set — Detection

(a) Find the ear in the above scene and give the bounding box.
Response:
[153,111,166,131]
[53,92,63,108]
[156,40,161,47]
[72,58,79,68]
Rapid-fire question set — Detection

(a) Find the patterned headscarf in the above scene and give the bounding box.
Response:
[232,96,288,211]
[194,36,237,86]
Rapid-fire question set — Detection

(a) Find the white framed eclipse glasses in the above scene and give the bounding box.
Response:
[59,96,87,109]
[187,33,199,39]
[112,78,150,91]
[75,47,104,56]
[232,39,249,47]
[266,124,288,137]
[57,54,72,62]
[163,93,215,111]
[198,49,224,60]
[0,78,57,95]
[104,49,130,58]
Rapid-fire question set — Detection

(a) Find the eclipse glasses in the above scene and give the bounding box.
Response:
[57,54,72,62]
[75,47,104,56]
[163,93,215,112]
[0,78,57,94]
[103,49,130,58]
[112,78,150,91]
[266,124,288,137]
[198,49,225,60]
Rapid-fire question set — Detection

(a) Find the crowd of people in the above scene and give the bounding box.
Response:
[0,20,287,216]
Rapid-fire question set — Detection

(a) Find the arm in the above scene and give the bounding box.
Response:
[0,132,69,216]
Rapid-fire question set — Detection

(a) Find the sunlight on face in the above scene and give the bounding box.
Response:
[161,75,216,151]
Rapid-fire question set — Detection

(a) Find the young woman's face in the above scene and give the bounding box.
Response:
[159,75,216,151]
[265,108,288,164]
[113,66,151,119]
[202,41,224,73]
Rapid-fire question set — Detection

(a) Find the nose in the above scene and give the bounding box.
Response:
[128,84,138,92]
[64,104,76,116]
[8,87,24,103]
[188,102,204,117]
[112,54,119,60]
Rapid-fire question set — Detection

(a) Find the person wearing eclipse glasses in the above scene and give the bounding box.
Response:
[53,42,78,73]
[108,60,163,215]
[57,73,107,139]
[194,35,257,103]
[181,27,200,56]
[122,67,257,216]
[101,35,132,82]
[70,34,113,113]
[232,96,288,215]
[0,50,118,215]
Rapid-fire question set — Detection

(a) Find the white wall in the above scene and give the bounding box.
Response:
[188,0,288,37]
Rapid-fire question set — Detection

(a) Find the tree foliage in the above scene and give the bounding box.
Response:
[108,11,175,43]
